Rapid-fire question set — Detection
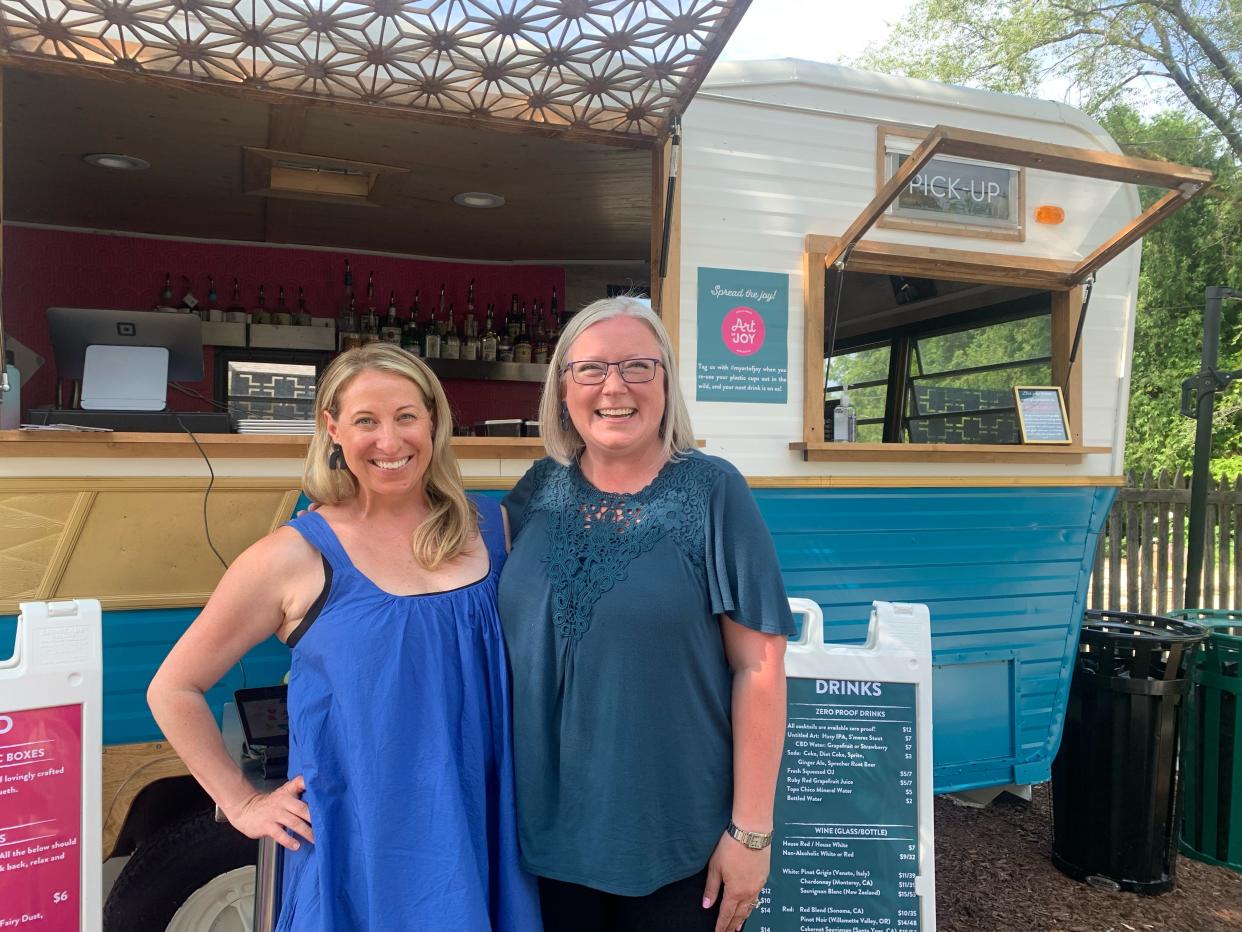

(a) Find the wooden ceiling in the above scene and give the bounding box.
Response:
[3,66,653,260]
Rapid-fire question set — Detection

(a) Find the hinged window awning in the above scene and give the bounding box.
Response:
[0,0,751,145]
[824,124,1213,288]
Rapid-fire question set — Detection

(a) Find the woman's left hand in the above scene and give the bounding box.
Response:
[702,832,770,932]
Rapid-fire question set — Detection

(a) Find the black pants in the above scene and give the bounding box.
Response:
[538,867,747,932]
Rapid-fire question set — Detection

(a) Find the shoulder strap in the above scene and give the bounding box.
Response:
[286,511,353,573]
[472,494,508,567]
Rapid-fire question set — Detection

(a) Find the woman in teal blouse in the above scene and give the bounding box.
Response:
[498,297,796,932]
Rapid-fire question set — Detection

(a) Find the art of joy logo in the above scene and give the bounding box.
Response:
[721,306,765,356]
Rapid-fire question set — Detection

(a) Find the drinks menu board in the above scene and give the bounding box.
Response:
[758,679,921,932]
[0,704,82,931]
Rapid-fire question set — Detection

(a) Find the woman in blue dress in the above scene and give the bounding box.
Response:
[150,343,541,931]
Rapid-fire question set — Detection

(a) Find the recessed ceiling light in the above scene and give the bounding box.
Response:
[83,153,150,171]
[453,191,505,209]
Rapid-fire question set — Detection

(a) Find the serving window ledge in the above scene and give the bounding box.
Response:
[0,431,546,460]
[790,441,1110,464]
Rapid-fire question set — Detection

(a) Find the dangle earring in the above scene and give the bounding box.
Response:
[559,402,571,431]
[328,443,346,470]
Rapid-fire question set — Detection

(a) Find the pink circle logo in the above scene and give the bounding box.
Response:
[721,306,765,356]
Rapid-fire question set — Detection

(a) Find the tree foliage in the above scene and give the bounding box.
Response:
[858,0,1242,160]
[1100,107,1242,480]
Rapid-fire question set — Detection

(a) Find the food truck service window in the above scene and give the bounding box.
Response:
[792,124,1213,464]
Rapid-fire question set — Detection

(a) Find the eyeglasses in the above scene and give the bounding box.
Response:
[562,357,662,385]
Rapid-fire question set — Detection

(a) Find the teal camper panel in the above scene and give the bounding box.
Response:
[0,608,290,746]
[755,485,1115,792]
[4,485,1112,792]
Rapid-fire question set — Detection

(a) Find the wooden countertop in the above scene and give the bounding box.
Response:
[0,430,546,459]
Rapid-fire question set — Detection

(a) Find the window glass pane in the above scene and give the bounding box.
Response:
[907,315,1051,445]
[227,360,317,420]
[827,345,890,443]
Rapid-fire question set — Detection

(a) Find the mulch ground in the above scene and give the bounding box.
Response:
[933,785,1242,931]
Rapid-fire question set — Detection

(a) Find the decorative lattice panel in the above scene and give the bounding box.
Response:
[0,0,748,139]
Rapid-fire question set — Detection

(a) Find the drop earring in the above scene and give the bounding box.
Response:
[328,443,346,470]
[559,402,571,431]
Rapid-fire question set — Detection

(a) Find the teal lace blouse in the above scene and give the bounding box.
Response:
[498,450,796,895]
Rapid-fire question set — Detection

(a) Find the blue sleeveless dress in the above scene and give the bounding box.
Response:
[276,496,541,931]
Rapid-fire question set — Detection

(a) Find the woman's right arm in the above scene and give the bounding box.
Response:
[147,528,316,850]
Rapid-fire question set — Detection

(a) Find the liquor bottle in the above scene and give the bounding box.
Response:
[437,284,448,336]
[340,261,354,316]
[274,285,293,326]
[461,308,479,361]
[253,284,272,325]
[340,295,363,351]
[403,291,423,356]
[497,315,514,363]
[533,306,549,364]
[507,294,522,342]
[226,278,248,323]
[338,290,359,350]
[441,303,461,359]
[423,296,442,359]
[481,305,499,362]
[365,271,379,325]
[207,277,219,313]
[514,306,532,363]
[295,287,312,326]
[381,290,403,344]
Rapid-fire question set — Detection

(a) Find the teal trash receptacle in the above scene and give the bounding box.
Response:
[1170,608,1242,872]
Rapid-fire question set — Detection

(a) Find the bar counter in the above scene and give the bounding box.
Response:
[0,430,545,460]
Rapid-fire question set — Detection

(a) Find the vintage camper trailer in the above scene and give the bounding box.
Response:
[0,29,1208,930]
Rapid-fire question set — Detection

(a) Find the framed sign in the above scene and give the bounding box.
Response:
[1013,386,1071,444]
[877,126,1025,242]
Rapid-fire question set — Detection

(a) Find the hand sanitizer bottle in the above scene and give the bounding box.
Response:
[832,384,856,443]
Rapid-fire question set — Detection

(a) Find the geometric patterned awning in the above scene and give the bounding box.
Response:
[0,0,750,142]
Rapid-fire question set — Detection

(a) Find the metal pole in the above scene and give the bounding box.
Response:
[1184,286,1227,608]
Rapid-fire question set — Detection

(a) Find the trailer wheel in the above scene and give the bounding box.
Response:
[103,807,259,932]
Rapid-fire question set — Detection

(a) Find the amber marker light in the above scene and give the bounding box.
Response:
[1034,205,1065,224]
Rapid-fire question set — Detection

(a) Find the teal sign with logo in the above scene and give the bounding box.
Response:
[696,267,788,403]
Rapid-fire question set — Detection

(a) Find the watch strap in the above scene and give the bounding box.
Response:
[726,819,773,850]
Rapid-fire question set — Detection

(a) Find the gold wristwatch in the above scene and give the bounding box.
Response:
[725,820,773,850]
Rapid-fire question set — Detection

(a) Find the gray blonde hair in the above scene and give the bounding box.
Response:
[303,343,476,569]
[539,296,696,465]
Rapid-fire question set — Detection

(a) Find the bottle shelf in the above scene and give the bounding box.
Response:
[421,357,549,383]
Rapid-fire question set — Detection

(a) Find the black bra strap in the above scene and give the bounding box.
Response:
[287,554,332,649]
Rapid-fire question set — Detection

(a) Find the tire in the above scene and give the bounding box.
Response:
[103,807,259,932]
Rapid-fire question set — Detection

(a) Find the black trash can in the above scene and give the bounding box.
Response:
[1051,609,1208,894]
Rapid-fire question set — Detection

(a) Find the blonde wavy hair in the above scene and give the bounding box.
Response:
[303,343,475,569]
[539,296,696,465]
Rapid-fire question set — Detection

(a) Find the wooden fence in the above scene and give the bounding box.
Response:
[1088,471,1242,614]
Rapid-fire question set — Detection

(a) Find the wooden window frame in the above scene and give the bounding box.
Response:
[876,125,1026,243]
[797,236,1094,462]
[793,125,1211,464]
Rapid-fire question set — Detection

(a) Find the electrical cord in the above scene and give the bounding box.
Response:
[174,413,248,688]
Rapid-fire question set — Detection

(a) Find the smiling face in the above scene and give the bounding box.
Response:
[562,315,667,466]
[325,368,435,501]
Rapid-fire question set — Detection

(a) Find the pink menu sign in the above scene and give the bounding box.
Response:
[0,704,82,932]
